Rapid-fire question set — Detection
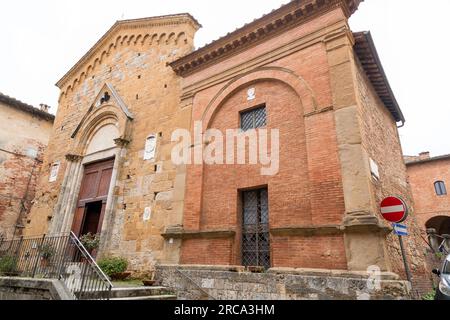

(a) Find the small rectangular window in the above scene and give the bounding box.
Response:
[240,105,266,131]
[435,181,447,196]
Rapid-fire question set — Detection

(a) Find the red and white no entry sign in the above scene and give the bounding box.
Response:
[380,196,408,223]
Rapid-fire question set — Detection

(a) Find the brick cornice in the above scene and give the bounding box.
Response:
[170,0,363,76]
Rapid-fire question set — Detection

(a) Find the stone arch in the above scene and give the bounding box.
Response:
[121,35,129,46]
[72,103,131,156]
[150,34,159,46]
[426,215,450,236]
[158,33,167,45]
[134,34,143,45]
[202,67,318,130]
[128,35,136,45]
[167,33,176,44]
[176,32,187,45]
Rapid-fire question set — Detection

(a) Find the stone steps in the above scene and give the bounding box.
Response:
[110,286,173,299]
[110,294,177,301]
[81,286,177,300]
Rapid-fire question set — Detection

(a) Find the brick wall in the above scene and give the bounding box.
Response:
[407,158,450,229]
[180,8,349,270]
[0,102,53,239]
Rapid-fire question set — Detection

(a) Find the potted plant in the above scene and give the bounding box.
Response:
[79,233,100,255]
[142,271,157,287]
[98,256,130,281]
[39,243,55,267]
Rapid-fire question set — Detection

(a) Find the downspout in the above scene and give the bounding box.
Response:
[12,154,41,238]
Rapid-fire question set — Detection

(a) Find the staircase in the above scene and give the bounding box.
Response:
[109,286,177,301]
[81,286,177,300]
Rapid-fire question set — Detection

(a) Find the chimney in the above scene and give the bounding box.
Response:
[39,104,50,113]
[419,151,430,160]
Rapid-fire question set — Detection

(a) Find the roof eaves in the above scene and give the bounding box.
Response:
[354,31,405,124]
[0,92,55,122]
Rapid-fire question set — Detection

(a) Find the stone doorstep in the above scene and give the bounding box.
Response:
[157,265,401,281]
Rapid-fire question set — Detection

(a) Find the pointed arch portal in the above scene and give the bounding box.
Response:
[49,84,133,250]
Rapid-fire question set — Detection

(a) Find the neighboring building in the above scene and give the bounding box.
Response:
[406,152,450,237]
[0,93,54,239]
[24,0,429,298]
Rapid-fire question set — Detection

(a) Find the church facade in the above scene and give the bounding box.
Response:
[24,0,430,295]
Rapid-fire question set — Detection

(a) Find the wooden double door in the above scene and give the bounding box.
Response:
[71,158,115,237]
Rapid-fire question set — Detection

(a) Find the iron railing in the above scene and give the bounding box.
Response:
[0,232,113,300]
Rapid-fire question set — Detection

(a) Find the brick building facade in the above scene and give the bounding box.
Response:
[406,153,450,236]
[23,0,430,297]
[0,93,54,239]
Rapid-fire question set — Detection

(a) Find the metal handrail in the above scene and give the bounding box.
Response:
[175,268,216,300]
[0,233,113,300]
[69,232,113,288]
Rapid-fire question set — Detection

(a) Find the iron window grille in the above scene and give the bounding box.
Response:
[240,105,267,131]
[241,188,271,269]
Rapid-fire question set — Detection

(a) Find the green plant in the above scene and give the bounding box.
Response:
[39,243,55,260]
[79,233,100,251]
[436,252,445,260]
[422,289,436,301]
[0,255,17,275]
[97,256,129,277]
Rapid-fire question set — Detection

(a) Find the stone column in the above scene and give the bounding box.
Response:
[325,28,391,272]
[48,154,83,235]
[98,138,129,256]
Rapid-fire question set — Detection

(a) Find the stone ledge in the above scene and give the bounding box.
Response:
[157,264,245,273]
[268,267,400,281]
[162,229,236,240]
[155,265,412,300]
[0,277,74,300]
[158,265,400,281]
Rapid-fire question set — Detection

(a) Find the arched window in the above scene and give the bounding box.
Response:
[435,181,447,196]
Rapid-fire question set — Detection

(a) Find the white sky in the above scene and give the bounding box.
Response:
[0,0,449,156]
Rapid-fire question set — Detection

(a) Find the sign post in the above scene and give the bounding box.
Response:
[393,223,412,284]
[380,197,412,284]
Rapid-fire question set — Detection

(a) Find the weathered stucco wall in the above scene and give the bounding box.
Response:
[0,102,53,239]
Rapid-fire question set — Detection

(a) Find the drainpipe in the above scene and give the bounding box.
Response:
[12,154,41,238]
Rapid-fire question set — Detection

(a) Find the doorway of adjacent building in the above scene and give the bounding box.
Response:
[71,158,115,238]
[241,188,271,269]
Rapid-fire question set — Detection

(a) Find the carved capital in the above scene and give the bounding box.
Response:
[65,154,83,162]
[114,138,130,148]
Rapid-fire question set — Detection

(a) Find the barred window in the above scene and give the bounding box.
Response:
[240,106,267,131]
[435,181,447,196]
[242,188,270,269]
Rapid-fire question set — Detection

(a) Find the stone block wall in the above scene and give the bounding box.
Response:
[156,265,412,300]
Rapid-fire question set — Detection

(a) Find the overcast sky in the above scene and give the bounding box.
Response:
[0,0,449,156]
